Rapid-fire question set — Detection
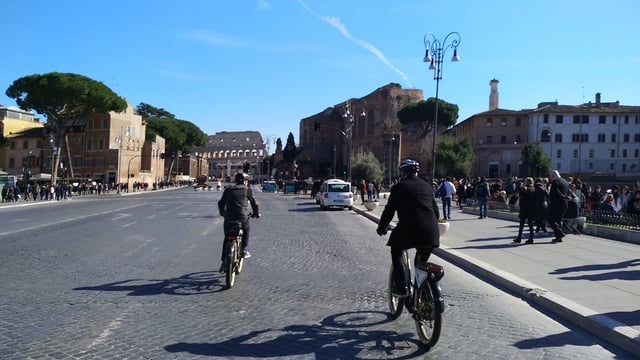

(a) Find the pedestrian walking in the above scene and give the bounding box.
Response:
[534,178,549,233]
[475,176,490,219]
[513,177,537,244]
[547,170,569,243]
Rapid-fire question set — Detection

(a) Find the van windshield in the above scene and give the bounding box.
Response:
[328,184,350,192]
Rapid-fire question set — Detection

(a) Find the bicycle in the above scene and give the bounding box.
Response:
[221,213,259,289]
[388,248,445,350]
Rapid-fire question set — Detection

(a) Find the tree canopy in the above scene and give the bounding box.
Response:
[351,152,383,185]
[521,142,551,177]
[396,98,458,138]
[5,72,127,184]
[434,136,474,180]
[136,103,207,156]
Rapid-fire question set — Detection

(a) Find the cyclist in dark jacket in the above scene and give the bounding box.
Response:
[218,173,260,268]
[376,159,440,297]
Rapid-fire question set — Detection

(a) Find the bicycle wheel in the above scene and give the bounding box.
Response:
[387,264,404,318]
[236,235,244,274]
[225,241,237,288]
[413,282,442,349]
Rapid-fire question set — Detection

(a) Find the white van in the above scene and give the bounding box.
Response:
[317,179,353,210]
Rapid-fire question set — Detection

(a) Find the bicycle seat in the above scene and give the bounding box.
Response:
[224,222,242,237]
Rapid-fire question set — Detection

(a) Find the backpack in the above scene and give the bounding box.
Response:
[437,184,446,198]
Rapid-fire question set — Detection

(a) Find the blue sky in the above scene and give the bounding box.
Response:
[2,0,639,153]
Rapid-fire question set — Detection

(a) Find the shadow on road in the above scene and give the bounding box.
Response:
[73,271,225,296]
[165,310,429,359]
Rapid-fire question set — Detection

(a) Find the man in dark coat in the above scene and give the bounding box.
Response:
[376,159,440,297]
[548,170,569,243]
[513,177,537,244]
[218,172,260,269]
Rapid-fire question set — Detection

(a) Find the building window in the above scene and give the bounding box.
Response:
[516,117,521,126]
[635,149,639,158]
[598,133,606,143]
[87,119,93,129]
[500,118,507,126]
[589,149,595,159]
[599,115,606,124]
[84,158,92,167]
[485,136,493,144]
[556,149,562,158]
[610,149,616,158]
[86,139,92,151]
[72,156,82,167]
[555,115,563,124]
[612,134,617,142]
[573,115,580,124]
[486,119,493,127]
[573,149,578,158]
[625,115,630,124]
[98,137,105,150]
[96,157,104,166]
[541,129,551,143]
[635,134,640,142]
[589,162,594,170]
[622,149,628,158]
[500,135,507,144]
[515,135,521,144]
[543,114,549,123]
[581,115,589,124]
[555,133,562,143]
[623,134,630,142]
[610,163,615,170]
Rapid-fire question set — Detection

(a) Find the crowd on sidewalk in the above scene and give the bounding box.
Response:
[432,171,640,243]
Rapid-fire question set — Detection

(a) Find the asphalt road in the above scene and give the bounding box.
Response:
[0,189,634,359]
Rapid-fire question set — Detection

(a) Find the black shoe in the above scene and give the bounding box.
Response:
[513,237,522,243]
[219,263,226,273]
[552,238,563,243]
[525,239,534,244]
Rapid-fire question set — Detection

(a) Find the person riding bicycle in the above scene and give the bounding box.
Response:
[376,159,440,297]
[218,172,260,270]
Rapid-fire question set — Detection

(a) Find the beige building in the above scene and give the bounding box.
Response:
[1,102,167,187]
[194,131,266,181]
[0,105,44,173]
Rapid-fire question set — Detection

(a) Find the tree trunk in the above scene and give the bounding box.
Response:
[65,134,75,180]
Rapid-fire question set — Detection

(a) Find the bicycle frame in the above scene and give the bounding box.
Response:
[388,249,445,350]
[223,221,244,288]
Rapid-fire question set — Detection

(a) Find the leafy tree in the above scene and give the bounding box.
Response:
[5,72,127,184]
[137,103,207,179]
[397,98,458,138]
[521,142,551,177]
[135,103,175,119]
[435,136,473,179]
[351,152,383,185]
[283,132,296,161]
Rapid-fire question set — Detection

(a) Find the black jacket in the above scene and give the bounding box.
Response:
[218,184,259,221]
[378,175,440,250]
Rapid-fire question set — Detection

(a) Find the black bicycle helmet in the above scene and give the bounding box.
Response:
[399,159,419,176]
[235,172,249,184]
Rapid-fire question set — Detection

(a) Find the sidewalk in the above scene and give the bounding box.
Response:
[352,194,640,356]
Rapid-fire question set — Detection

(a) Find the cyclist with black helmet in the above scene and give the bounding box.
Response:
[376,159,440,297]
[218,172,260,270]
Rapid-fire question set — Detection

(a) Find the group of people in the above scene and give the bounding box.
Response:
[358,179,381,204]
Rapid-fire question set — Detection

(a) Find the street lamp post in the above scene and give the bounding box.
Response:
[343,100,365,183]
[423,32,460,180]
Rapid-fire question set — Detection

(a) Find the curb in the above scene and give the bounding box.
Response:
[351,204,640,356]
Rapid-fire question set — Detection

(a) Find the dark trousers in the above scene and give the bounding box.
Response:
[548,203,567,238]
[391,247,433,292]
[221,219,250,261]
[517,217,534,239]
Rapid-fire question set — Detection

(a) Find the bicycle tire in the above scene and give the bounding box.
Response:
[413,281,442,349]
[225,241,237,288]
[387,264,404,318]
[236,234,244,274]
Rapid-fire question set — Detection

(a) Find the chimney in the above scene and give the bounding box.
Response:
[489,79,499,110]
[595,92,601,107]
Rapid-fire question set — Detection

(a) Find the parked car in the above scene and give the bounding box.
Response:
[317,179,353,210]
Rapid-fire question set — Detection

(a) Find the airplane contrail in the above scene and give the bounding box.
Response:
[297,0,413,88]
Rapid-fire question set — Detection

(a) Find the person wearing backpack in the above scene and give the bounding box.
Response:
[475,176,490,219]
